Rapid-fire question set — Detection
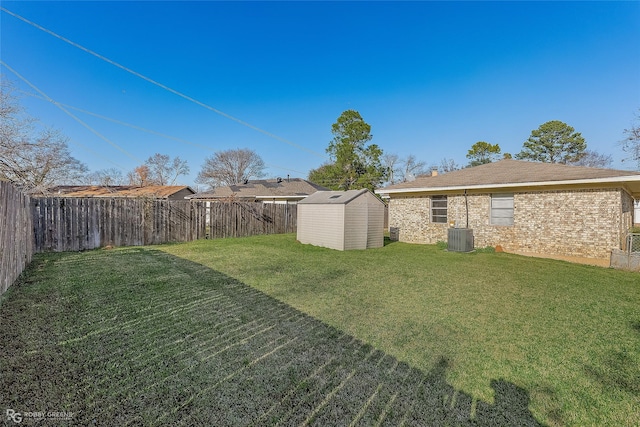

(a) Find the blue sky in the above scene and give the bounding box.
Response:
[2,1,639,188]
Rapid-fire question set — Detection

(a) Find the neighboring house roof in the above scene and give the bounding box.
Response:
[376,159,640,197]
[189,178,330,200]
[298,189,385,205]
[47,185,195,199]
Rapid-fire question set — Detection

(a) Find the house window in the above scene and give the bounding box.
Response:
[431,196,448,223]
[491,194,514,226]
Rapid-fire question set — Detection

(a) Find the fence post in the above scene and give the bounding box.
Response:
[0,181,35,295]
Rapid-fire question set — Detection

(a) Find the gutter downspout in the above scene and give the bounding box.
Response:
[464,189,469,229]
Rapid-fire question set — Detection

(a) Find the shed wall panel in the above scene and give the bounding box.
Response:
[344,202,368,250]
[297,205,345,250]
[366,197,385,248]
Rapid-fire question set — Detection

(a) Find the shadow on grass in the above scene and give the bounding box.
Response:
[583,321,640,398]
[383,236,398,246]
[1,247,544,426]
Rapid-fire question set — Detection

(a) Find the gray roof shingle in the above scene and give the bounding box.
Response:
[377,160,640,195]
[190,178,329,199]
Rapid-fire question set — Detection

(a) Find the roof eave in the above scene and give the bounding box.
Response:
[254,195,307,200]
[376,176,640,197]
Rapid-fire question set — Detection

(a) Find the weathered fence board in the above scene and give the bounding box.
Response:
[30,199,297,252]
[207,202,297,239]
[31,198,211,252]
[0,181,34,295]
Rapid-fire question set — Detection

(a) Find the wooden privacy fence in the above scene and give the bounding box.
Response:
[32,198,208,252]
[1,186,298,294]
[31,198,298,252]
[208,202,297,238]
[0,181,34,295]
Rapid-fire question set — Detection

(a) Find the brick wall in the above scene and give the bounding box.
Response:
[621,193,634,245]
[388,188,633,260]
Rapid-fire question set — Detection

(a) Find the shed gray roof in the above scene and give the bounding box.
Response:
[377,159,640,196]
[298,189,384,205]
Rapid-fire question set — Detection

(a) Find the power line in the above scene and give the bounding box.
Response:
[1,7,328,160]
[264,163,306,175]
[20,90,308,176]
[1,60,142,163]
[66,137,128,171]
[22,92,218,152]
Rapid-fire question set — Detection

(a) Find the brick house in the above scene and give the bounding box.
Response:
[376,160,640,261]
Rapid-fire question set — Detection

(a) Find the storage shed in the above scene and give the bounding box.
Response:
[297,189,385,250]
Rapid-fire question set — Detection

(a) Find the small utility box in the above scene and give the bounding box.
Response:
[447,228,474,252]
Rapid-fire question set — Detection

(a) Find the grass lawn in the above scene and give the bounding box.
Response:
[0,234,638,425]
[159,234,640,426]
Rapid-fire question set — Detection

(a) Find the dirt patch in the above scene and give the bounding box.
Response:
[509,251,610,267]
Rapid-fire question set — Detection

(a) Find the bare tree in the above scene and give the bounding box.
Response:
[382,153,429,185]
[0,79,87,192]
[569,150,613,168]
[439,158,461,174]
[196,148,265,189]
[382,153,401,185]
[85,168,126,186]
[401,154,428,181]
[144,153,189,185]
[126,154,189,187]
[622,110,640,169]
[127,165,151,186]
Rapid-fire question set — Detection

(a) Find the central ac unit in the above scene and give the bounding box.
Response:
[447,228,474,252]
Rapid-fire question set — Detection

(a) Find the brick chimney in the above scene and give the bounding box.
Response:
[431,169,438,177]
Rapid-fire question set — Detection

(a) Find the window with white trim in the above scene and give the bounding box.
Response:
[490,194,514,226]
[431,195,448,223]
